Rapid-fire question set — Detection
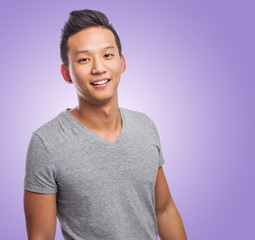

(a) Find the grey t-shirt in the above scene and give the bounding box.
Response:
[24,107,165,240]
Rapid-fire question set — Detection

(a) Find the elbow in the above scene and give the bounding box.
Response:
[156,198,175,217]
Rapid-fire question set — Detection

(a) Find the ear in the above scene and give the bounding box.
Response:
[61,64,73,84]
[120,54,126,73]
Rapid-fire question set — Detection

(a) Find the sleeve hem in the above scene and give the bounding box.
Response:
[24,183,58,194]
[158,158,165,168]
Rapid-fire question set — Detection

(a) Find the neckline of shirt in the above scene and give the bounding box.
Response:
[63,107,126,145]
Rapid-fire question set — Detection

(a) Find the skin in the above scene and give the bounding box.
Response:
[24,192,57,239]
[61,27,126,142]
[24,26,187,239]
[155,168,187,240]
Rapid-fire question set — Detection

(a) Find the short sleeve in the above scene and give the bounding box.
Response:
[24,132,58,194]
[155,128,165,168]
[147,117,165,168]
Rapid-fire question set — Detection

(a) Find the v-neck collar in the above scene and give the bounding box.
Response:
[64,107,125,145]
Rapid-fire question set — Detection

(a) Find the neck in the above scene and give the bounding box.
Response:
[70,94,121,133]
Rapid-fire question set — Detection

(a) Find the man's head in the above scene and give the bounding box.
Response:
[60,9,122,67]
[60,9,126,106]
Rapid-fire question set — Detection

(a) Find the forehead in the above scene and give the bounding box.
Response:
[67,27,117,54]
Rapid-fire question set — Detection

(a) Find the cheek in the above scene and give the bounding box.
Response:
[71,64,90,81]
[110,62,122,76]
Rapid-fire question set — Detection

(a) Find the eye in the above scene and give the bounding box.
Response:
[79,58,90,63]
[104,54,113,58]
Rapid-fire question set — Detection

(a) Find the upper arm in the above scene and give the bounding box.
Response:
[24,190,57,239]
[155,167,174,216]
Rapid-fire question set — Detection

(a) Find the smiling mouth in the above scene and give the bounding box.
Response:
[91,79,110,86]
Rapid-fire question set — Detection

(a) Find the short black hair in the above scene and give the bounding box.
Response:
[60,9,122,66]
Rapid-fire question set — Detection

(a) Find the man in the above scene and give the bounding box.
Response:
[24,9,187,240]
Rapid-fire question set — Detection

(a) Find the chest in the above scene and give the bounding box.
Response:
[54,135,160,199]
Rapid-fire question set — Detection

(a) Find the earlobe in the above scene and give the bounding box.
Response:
[61,64,73,84]
[120,54,126,73]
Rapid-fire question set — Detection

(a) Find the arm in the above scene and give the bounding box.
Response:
[24,190,57,240]
[155,167,187,240]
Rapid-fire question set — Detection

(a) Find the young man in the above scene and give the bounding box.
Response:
[24,9,187,240]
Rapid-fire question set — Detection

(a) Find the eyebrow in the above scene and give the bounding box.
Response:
[74,46,115,55]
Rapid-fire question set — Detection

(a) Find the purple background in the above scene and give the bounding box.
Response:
[1,0,254,239]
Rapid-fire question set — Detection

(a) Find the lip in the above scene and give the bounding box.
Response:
[90,78,111,88]
[90,78,110,84]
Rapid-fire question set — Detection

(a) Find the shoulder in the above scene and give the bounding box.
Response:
[120,107,154,126]
[32,110,70,147]
[120,107,158,136]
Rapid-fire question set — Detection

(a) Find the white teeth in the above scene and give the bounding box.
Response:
[92,80,109,85]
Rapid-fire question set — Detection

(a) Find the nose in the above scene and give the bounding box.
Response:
[91,57,107,75]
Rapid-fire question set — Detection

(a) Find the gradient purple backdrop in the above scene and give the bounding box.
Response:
[1,0,254,239]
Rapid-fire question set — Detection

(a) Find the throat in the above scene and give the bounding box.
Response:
[70,106,123,143]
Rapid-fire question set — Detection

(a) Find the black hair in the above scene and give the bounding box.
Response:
[60,9,122,66]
